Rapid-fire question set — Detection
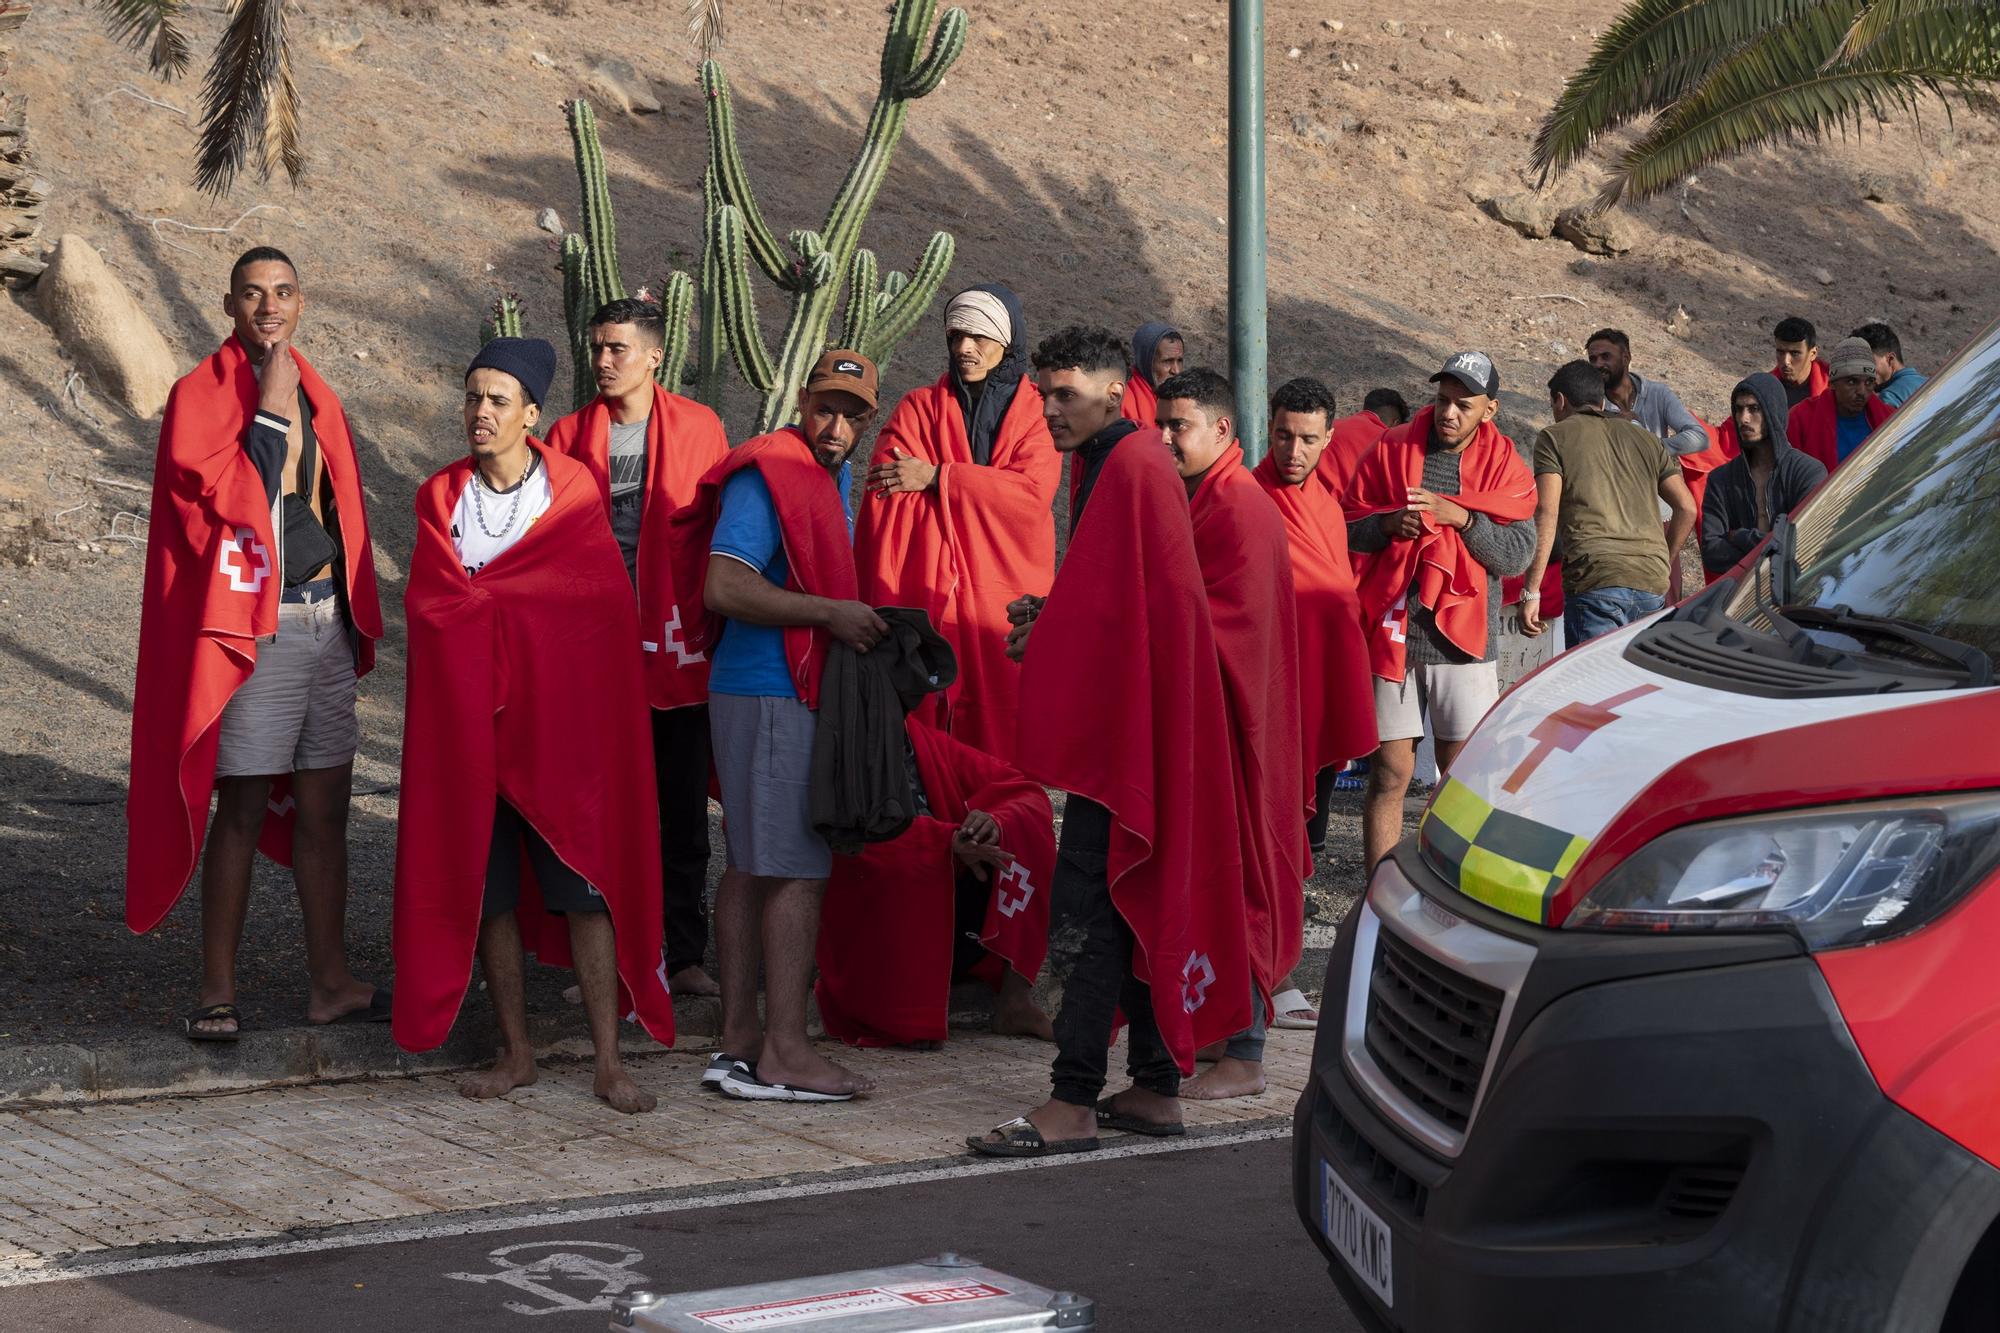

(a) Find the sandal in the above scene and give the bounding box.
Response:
[1272,988,1320,1030]
[313,987,392,1025]
[966,1116,1100,1158]
[1095,1099,1186,1137]
[184,1003,243,1043]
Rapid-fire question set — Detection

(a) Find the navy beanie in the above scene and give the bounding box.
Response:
[466,337,557,409]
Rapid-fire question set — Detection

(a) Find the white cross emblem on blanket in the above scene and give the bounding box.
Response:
[1181,951,1217,1014]
[994,861,1035,918]
[641,606,706,665]
[219,528,271,594]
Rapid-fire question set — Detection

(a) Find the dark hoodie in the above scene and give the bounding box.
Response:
[1131,320,1180,383]
[1700,372,1829,575]
[949,282,1028,466]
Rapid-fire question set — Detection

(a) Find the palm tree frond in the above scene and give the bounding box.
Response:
[193,0,296,196]
[95,0,191,79]
[1602,3,2000,202]
[1533,0,1828,178]
[1834,0,1965,62]
[687,0,724,57]
[259,31,304,185]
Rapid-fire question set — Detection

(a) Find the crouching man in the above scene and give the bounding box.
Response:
[390,337,676,1112]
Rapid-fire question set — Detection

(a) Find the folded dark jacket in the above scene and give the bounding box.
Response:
[810,606,958,853]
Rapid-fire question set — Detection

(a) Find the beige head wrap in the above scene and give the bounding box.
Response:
[945,289,1012,347]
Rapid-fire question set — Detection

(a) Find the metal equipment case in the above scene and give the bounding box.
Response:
[610,1254,1095,1331]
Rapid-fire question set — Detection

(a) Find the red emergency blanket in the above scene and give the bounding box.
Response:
[1786,389,1893,473]
[544,384,729,709]
[1252,454,1378,776]
[668,428,859,711]
[1016,431,1248,1071]
[853,375,1057,755]
[815,718,1056,1047]
[126,336,383,933]
[1191,445,1308,1004]
[391,443,674,1052]
[1345,409,1535,680]
[1318,409,1392,499]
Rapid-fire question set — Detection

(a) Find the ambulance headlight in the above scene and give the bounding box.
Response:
[1567,795,2000,950]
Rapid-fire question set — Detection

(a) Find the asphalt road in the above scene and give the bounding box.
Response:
[0,1132,1362,1331]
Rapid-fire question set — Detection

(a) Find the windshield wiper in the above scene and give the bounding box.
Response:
[1765,513,1799,607]
[1772,603,1995,685]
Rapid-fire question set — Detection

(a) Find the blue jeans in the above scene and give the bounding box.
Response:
[1564,586,1666,646]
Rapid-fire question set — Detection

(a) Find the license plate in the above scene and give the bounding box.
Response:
[1321,1159,1394,1307]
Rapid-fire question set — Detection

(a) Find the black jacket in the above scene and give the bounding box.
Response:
[809,607,958,854]
[1701,373,1829,575]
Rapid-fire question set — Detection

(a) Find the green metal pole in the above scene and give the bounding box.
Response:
[1230,0,1268,463]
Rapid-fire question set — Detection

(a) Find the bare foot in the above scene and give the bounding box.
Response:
[1098,1084,1183,1127]
[461,1051,538,1100]
[755,1043,876,1097]
[990,975,1055,1041]
[593,1064,657,1114]
[1195,1039,1227,1063]
[668,964,721,998]
[1181,1056,1267,1101]
[305,978,380,1025]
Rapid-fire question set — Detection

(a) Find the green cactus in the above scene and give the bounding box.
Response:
[655,271,695,391]
[479,293,525,345]
[482,0,963,428]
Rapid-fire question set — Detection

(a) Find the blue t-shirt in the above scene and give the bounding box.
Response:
[1878,366,1926,409]
[1835,410,1873,464]
[708,462,854,698]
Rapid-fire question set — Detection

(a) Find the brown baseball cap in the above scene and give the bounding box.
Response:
[804,348,879,409]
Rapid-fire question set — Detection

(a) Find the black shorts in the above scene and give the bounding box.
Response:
[482,799,608,919]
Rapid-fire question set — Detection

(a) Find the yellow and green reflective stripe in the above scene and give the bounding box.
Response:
[1418,778,1590,925]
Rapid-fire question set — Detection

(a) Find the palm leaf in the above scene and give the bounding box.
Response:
[1834,0,1968,61]
[95,0,191,78]
[193,0,302,195]
[1602,1,2000,202]
[687,0,724,57]
[1533,0,1826,178]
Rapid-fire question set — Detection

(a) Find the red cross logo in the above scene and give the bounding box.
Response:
[218,528,271,594]
[994,861,1035,918]
[641,605,706,666]
[1180,951,1217,1014]
[1501,684,1661,794]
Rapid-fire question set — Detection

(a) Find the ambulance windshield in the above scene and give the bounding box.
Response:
[1722,317,2000,661]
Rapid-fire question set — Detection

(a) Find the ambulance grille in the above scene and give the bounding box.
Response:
[1364,929,1504,1132]
[1660,1164,1746,1221]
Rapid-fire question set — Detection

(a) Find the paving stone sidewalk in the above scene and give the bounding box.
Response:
[0,1029,1314,1273]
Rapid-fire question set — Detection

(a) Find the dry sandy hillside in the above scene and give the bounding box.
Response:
[1,0,1997,1010]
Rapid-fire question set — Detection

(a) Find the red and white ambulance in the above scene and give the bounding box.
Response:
[1294,319,2000,1331]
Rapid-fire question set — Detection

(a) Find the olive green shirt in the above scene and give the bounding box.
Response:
[1531,408,1678,598]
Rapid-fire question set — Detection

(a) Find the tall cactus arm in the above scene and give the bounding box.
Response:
[711,204,777,392]
[839,249,881,351]
[880,0,938,88]
[899,7,967,99]
[561,234,596,412]
[862,231,954,368]
[702,61,801,291]
[789,230,838,290]
[566,101,625,308]
[695,176,730,408]
[658,271,696,391]
[479,293,526,346]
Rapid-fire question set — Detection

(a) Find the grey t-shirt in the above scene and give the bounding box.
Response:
[607,416,648,584]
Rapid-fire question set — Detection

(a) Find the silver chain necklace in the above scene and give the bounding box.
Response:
[471,453,536,539]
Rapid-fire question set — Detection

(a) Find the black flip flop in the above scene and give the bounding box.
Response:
[184,1003,243,1043]
[1095,1099,1186,1137]
[966,1116,1101,1158]
[315,987,392,1025]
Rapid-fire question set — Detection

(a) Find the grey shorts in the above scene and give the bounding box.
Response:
[709,691,830,880]
[1373,661,1500,745]
[214,580,359,777]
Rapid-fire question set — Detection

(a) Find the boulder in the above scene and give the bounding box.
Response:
[36,234,177,419]
[537,207,564,235]
[1479,190,1560,240]
[589,58,662,115]
[1555,205,1635,255]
